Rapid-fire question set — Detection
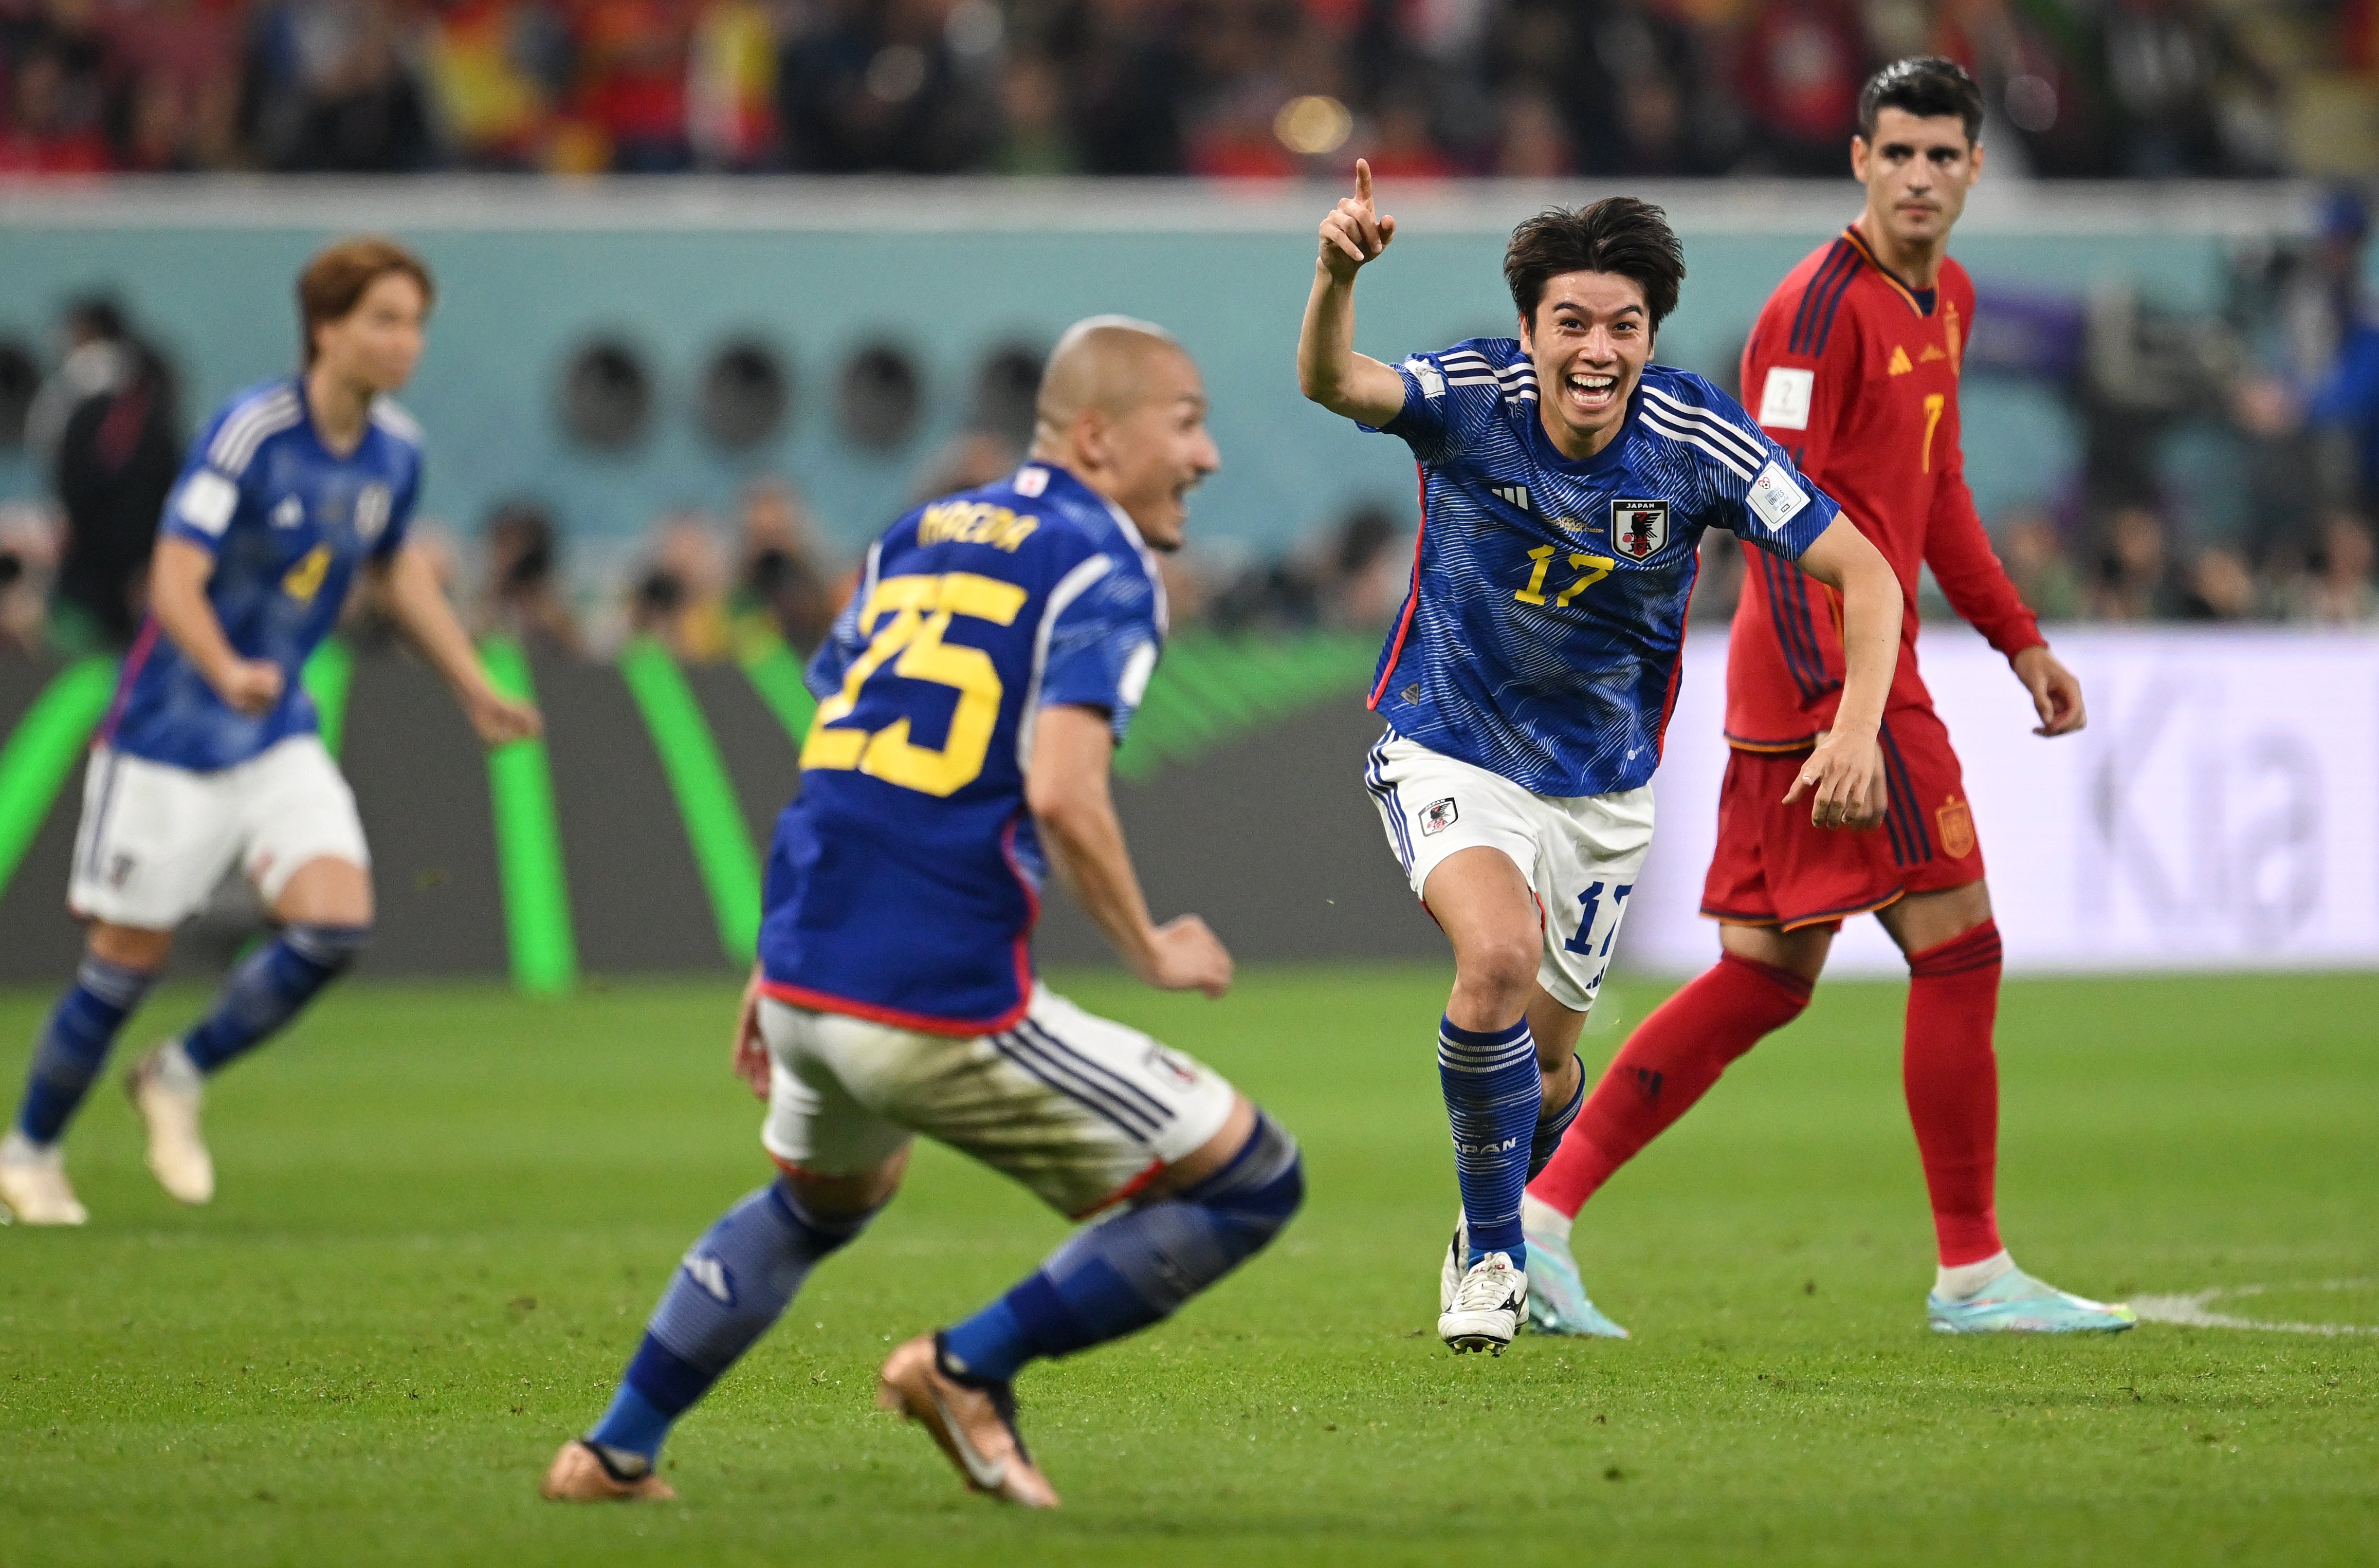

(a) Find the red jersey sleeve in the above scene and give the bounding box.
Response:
[1922,433,2044,659]
[1920,270,2043,660]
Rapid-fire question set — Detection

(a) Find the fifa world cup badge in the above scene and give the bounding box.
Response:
[1612,500,1670,560]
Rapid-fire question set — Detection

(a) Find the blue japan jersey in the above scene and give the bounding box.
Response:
[1364,340,1840,796]
[758,463,1166,1035]
[101,378,420,771]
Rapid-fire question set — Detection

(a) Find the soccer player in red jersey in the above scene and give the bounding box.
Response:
[1523,58,2135,1336]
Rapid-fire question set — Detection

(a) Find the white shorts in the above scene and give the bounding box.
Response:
[1364,731,1655,1012]
[68,737,371,930]
[760,985,1238,1221]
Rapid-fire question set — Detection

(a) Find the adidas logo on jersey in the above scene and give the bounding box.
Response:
[1492,485,1530,512]
[1888,345,1913,375]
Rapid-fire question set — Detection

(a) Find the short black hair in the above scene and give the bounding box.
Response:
[1503,198,1686,333]
[1857,56,1984,145]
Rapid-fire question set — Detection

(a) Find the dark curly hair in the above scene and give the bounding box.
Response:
[1502,197,1686,334]
[1857,56,1985,144]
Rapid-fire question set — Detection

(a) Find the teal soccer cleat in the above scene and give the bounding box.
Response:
[1927,1267,2137,1335]
[1521,1217,1630,1338]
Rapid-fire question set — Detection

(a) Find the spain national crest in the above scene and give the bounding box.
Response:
[1612,499,1669,561]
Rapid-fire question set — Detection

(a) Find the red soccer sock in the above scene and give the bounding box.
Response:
[1904,919,2005,1267]
[1527,952,1815,1219]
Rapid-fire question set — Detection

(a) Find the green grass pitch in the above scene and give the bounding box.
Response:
[1,967,2373,1566]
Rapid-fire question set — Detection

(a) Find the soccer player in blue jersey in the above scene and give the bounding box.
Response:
[543,318,1302,1509]
[1299,165,1906,1353]
[0,238,541,1227]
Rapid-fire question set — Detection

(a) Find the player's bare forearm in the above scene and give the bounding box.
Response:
[377,547,482,696]
[153,537,281,713]
[1297,158,1406,427]
[1298,270,1404,426]
[1027,707,1161,967]
[1028,704,1231,997]
[374,548,542,745]
[1786,518,1900,828]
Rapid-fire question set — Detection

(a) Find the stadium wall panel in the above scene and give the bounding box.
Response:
[0,179,2322,564]
[0,625,2370,984]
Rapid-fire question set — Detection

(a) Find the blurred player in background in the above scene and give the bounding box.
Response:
[1298,167,1905,1354]
[543,318,1302,1510]
[1524,59,2134,1336]
[0,238,541,1227]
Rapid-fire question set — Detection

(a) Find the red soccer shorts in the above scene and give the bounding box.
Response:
[1700,700,1986,931]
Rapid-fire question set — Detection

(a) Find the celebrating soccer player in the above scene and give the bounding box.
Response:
[1300,167,1904,1354]
[1524,59,2135,1336]
[544,318,1302,1509]
[0,238,541,1228]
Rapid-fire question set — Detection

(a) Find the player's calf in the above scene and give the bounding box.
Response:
[936,1110,1303,1385]
[178,923,370,1079]
[551,1178,882,1495]
[7,954,161,1173]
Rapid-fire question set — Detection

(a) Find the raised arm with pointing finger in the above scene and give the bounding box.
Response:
[1298,160,1408,427]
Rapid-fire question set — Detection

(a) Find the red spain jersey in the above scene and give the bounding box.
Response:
[1725,226,2042,750]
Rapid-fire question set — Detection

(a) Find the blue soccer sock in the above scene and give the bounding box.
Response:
[588,1182,876,1462]
[179,924,369,1076]
[13,955,160,1145]
[1529,1053,1586,1182]
[1439,1016,1541,1267]
[939,1111,1304,1385]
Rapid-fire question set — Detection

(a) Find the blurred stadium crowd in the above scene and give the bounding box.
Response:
[1,182,2374,668]
[0,0,2372,178]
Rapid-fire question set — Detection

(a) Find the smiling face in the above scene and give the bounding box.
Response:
[312,271,427,395]
[1852,107,1982,256]
[1094,346,1218,551]
[1520,270,1654,462]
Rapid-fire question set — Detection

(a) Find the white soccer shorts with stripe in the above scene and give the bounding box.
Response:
[760,985,1237,1220]
[1364,730,1655,1013]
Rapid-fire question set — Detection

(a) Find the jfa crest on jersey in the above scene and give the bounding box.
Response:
[103,379,422,771]
[758,463,1165,1035]
[1364,340,1841,796]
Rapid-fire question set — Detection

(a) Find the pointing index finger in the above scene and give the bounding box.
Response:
[1355,158,1372,208]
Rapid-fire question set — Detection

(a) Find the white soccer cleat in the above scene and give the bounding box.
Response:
[125,1044,214,1206]
[0,1131,89,1226]
[1440,1250,1528,1355]
[1439,1209,1468,1314]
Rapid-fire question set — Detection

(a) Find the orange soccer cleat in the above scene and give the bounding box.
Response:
[539,1440,679,1502]
[875,1334,1059,1509]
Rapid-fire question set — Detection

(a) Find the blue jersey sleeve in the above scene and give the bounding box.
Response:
[1373,344,1511,464]
[1642,375,1838,561]
[1037,557,1161,741]
[157,416,252,557]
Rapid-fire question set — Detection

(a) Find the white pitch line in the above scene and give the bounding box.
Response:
[2130,1281,2378,1337]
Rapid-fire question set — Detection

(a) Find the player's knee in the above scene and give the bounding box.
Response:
[284,921,370,976]
[1182,1109,1303,1257]
[1453,939,1539,1019]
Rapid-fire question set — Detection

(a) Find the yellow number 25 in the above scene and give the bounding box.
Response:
[800,571,1031,797]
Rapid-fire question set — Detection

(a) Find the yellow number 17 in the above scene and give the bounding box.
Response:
[1514,546,1616,608]
[800,571,1031,797]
